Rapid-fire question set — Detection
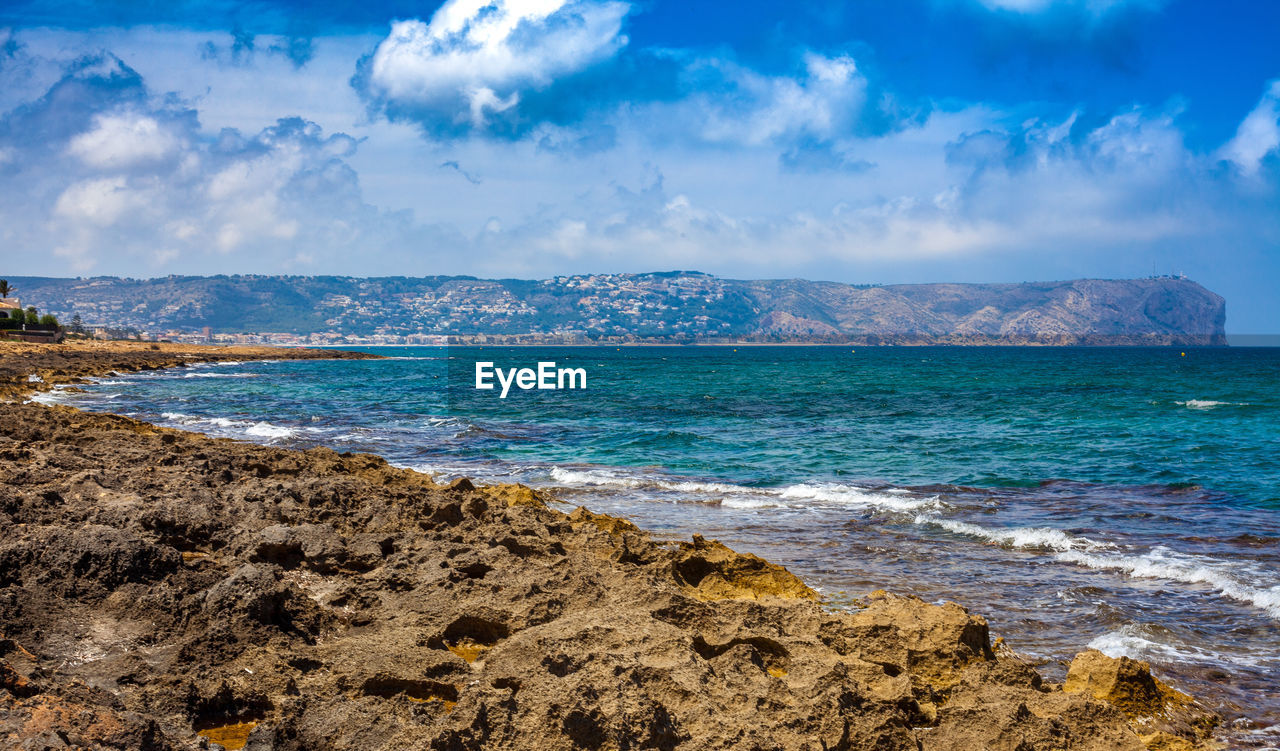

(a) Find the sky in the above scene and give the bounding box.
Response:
[0,0,1277,331]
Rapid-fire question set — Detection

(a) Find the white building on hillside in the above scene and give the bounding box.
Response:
[0,297,21,321]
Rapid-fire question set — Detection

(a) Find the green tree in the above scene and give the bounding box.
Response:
[0,279,13,297]
[39,313,59,328]
[70,313,84,334]
[25,307,39,325]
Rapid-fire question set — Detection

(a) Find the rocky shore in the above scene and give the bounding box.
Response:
[0,343,1221,750]
[0,341,377,401]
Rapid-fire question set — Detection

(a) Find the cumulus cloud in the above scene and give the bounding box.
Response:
[358,0,630,136]
[686,53,868,147]
[0,53,419,272]
[1220,80,1280,176]
[67,112,182,168]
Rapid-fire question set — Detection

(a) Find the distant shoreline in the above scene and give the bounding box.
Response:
[11,273,1228,347]
[314,340,1236,348]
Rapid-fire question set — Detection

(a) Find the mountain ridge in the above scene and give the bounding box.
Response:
[5,273,1227,345]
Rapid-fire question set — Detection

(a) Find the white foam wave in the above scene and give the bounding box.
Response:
[547,468,933,512]
[922,516,1280,620]
[1059,546,1280,620]
[1088,624,1270,669]
[780,483,940,512]
[549,468,747,496]
[1176,399,1246,409]
[156,412,296,441]
[246,421,296,439]
[718,496,781,509]
[182,372,258,379]
[548,467,646,488]
[928,518,1095,552]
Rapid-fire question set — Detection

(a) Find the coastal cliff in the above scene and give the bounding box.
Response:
[0,343,1221,750]
[9,274,1226,345]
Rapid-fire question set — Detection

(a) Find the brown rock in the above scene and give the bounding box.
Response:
[1065,649,1188,717]
[673,534,819,601]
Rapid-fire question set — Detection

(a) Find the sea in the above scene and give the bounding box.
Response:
[35,345,1280,747]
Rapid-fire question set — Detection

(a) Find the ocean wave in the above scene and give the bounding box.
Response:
[926,517,1097,552]
[1058,546,1280,620]
[181,372,259,379]
[718,495,782,509]
[156,411,296,441]
[1176,399,1247,409]
[779,483,941,512]
[1088,625,1218,665]
[923,516,1280,620]
[546,468,935,512]
[549,467,739,495]
[246,421,297,439]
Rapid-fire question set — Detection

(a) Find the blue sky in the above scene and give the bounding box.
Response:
[0,0,1277,331]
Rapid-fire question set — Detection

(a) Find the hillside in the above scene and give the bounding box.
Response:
[5,273,1227,345]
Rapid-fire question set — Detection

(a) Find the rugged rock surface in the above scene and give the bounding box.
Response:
[0,345,1221,749]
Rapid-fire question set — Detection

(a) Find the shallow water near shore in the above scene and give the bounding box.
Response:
[42,345,1280,747]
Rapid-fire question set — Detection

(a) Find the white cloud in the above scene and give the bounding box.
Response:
[67,112,181,169]
[0,48,409,273]
[54,176,149,225]
[366,0,630,128]
[1220,80,1280,176]
[692,53,868,147]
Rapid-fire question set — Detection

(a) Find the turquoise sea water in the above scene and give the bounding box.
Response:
[41,346,1280,746]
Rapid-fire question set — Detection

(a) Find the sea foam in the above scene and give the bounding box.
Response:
[246,421,297,439]
[921,516,1280,620]
[547,468,934,512]
[1176,399,1246,409]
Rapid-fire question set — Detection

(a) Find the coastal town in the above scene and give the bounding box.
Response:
[12,272,743,345]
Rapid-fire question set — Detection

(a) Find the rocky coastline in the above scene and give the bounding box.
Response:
[0,342,1221,750]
